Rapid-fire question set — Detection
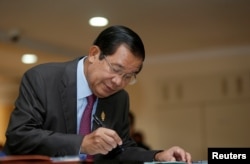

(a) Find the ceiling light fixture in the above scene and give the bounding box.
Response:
[21,54,38,64]
[89,17,108,27]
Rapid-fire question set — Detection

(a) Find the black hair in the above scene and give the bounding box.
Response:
[93,25,145,63]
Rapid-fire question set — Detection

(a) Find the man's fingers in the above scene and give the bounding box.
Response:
[90,127,122,154]
[102,127,123,146]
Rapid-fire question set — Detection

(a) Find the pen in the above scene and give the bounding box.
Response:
[93,114,105,127]
[93,114,124,152]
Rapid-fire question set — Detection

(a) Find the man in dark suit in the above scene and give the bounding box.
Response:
[3,25,191,163]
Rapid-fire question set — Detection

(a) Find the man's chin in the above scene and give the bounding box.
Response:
[96,90,114,98]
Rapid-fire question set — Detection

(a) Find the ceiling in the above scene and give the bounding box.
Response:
[0,0,250,81]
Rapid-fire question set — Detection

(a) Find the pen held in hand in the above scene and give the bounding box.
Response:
[93,114,105,127]
[93,114,124,152]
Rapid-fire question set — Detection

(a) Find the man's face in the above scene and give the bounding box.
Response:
[85,44,143,98]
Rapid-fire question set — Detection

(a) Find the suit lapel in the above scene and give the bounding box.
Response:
[93,99,104,130]
[58,58,80,134]
[93,96,119,131]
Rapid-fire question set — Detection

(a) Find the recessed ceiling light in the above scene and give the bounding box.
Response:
[21,54,38,64]
[89,17,108,27]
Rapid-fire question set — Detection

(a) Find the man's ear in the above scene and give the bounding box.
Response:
[88,46,100,63]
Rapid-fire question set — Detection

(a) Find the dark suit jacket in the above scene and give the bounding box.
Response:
[3,57,160,162]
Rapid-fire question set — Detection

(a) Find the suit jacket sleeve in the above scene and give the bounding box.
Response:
[94,90,161,162]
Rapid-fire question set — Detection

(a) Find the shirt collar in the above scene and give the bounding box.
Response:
[77,57,92,99]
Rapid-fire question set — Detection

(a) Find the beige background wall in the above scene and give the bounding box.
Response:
[126,46,250,161]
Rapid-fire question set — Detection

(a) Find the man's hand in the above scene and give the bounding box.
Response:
[80,127,122,155]
[154,146,192,164]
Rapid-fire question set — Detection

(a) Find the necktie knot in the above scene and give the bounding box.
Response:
[87,94,96,104]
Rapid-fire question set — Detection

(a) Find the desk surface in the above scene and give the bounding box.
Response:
[0,155,207,164]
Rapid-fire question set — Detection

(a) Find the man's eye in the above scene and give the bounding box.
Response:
[112,67,123,74]
[124,74,133,79]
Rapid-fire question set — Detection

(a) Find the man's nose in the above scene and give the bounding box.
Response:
[111,74,123,86]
